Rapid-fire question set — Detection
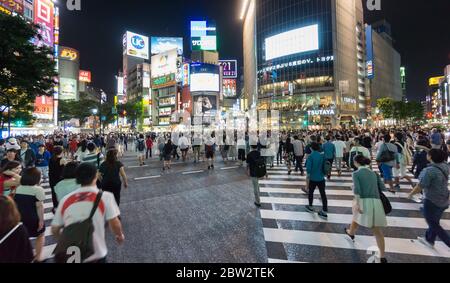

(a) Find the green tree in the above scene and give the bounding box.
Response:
[0,13,57,134]
[377,98,395,120]
[406,101,425,124]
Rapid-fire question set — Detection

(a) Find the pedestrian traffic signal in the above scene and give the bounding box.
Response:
[15,120,24,127]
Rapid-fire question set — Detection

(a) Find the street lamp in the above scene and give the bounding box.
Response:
[92,109,98,135]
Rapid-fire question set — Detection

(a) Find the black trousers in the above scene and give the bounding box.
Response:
[103,183,122,206]
[277,150,283,164]
[308,180,328,212]
[295,156,304,173]
[238,149,246,161]
[50,186,58,211]
[146,148,152,159]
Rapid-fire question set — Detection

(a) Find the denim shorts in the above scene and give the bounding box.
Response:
[380,163,393,181]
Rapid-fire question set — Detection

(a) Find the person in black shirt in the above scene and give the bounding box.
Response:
[99,149,128,206]
[247,145,263,208]
[0,196,34,263]
[48,146,66,210]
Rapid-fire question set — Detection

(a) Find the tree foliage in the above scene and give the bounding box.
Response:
[377,98,424,124]
[0,13,57,132]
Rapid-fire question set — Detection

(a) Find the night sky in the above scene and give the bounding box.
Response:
[59,0,450,102]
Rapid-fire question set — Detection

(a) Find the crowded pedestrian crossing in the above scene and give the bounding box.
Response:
[260,160,450,263]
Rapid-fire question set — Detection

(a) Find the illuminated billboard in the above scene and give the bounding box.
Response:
[125,31,149,59]
[191,20,217,51]
[219,60,238,79]
[59,47,78,61]
[193,96,217,115]
[366,25,375,79]
[0,0,24,14]
[33,96,54,120]
[79,70,92,83]
[59,77,77,100]
[429,76,445,86]
[151,37,183,55]
[190,63,220,93]
[265,24,319,61]
[151,49,177,78]
[223,79,237,98]
[34,0,54,48]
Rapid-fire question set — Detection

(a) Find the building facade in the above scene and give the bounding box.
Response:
[242,0,364,129]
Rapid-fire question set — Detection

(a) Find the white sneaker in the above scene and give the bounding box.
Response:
[417,237,435,249]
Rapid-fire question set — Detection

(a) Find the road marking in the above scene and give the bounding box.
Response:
[134,175,161,181]
[221,166,240,170]
[44,212,53,221]
[259,180,415,189]
[259,210,450,230]
[263,228,450,258]
[182,170,204,175]
[260,187,412,199]
[260,197,450,212]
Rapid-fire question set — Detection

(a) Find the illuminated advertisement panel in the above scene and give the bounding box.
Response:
[34,0,54,48]
[151,37,183,55]
[219,60,238,79]
[151,49,177,78]
[190,63,220,93]
[223,79,237,98]
[265,24,319,61]
[182,63,190,86]
[59,77,77,100]
[125,31,149,59]
[191,20,217,51]
[366,25,375,79]
[193,95,217,115]
[0,0,24,14]
[79,70,92,83]
[33,96,54,120]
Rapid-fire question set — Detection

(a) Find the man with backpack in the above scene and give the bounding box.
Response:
[136,134,146,166]
[247,145,266,208]
[349,138,370,171]
[376,134,399,193]
[305,142,329,220]
[51,163,124,263]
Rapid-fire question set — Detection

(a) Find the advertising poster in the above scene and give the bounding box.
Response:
[34,0,54,48]
[59,77,78,100]
[126,31,149,59]
[79,70,92,83]
[151,49,178,78]
[33,96,54,120]
[223,79,237,98]
[181,86,192,114]
[151,37,183,55]
[193,95,217,115]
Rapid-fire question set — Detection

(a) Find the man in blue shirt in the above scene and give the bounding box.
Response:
[305,142,328,220]
[322,136,336,180]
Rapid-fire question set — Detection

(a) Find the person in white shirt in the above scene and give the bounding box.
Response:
[51,163,124,263]
[178,134,190,162]
[349,138,371,170]
[333,136,347,176]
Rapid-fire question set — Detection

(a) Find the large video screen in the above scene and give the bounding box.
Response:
[190,63,220,92]
[265,24,319,61]
[151,37,183,55]
[191,20,217,51]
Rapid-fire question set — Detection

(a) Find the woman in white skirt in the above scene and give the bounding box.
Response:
[345,155,388,263]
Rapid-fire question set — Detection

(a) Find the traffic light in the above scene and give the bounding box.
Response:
[15,120,24,127]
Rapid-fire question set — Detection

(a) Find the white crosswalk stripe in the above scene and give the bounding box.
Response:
[260,160,450,263]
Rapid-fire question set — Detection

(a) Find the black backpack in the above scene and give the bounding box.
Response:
[254,156,267,178]
[53,191,103,263]
[376,144,396,163]
[137,140,145,151]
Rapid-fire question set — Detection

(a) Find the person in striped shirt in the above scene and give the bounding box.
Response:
[81,143,104,169]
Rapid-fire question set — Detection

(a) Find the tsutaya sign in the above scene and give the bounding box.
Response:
[308,109,336,116]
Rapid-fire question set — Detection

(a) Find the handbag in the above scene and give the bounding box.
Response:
[375,173,392,214]
[376,144,396,163]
